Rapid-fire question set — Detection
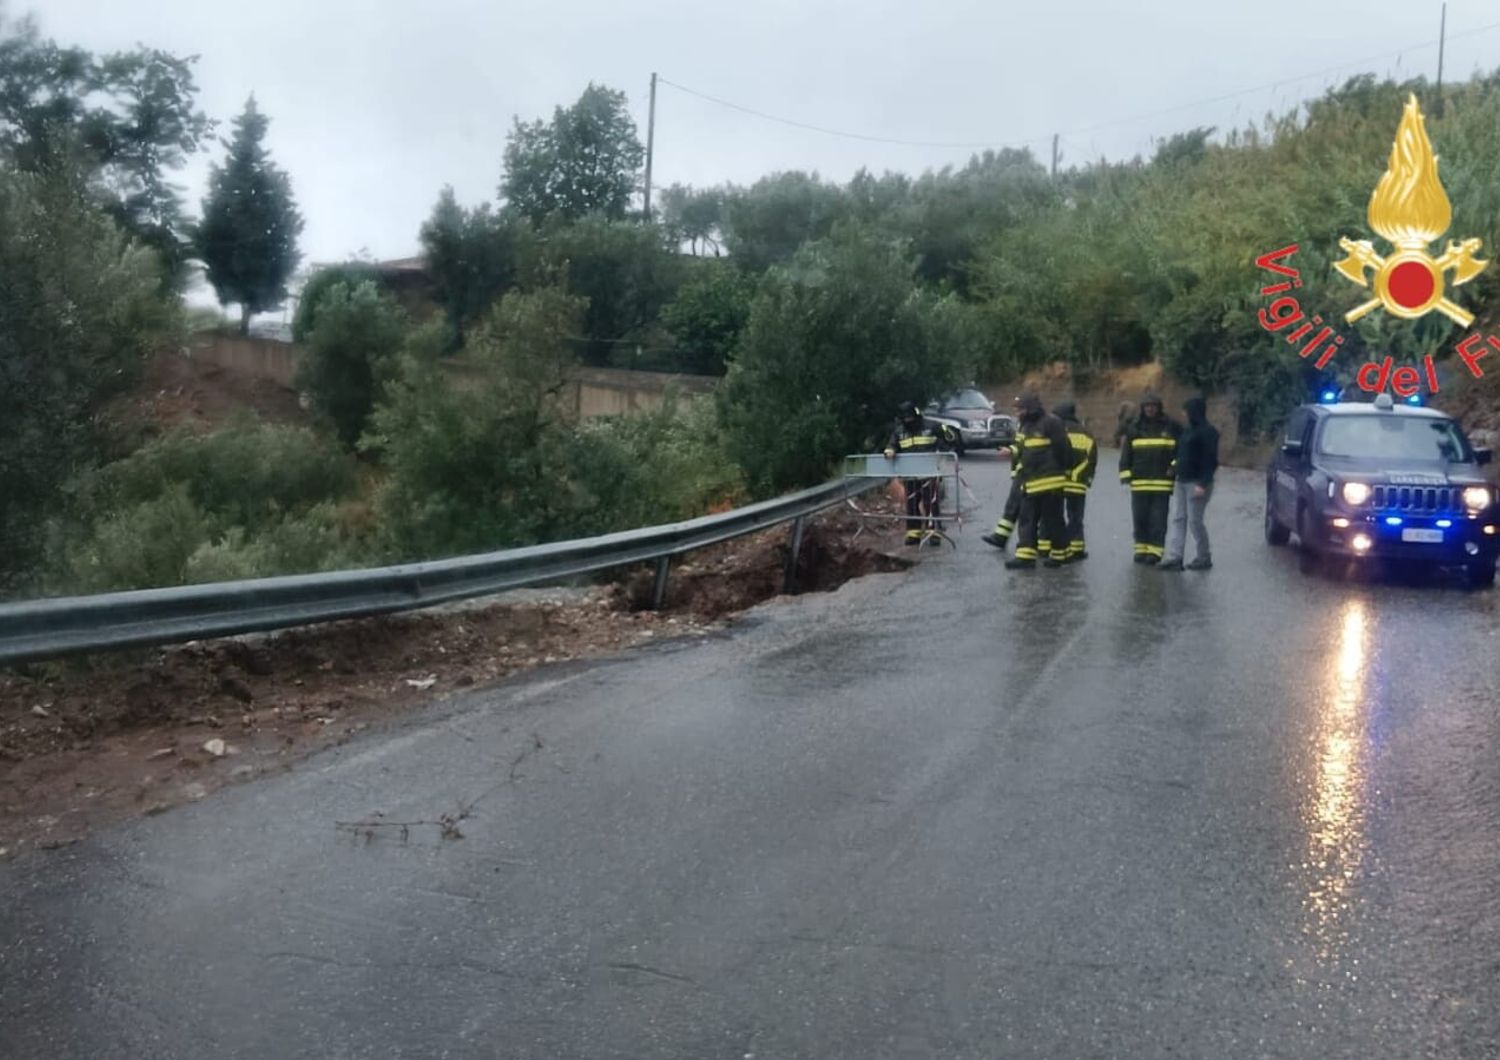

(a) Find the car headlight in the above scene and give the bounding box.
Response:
[1342,481,1371,505]
[1463,486,1492,511]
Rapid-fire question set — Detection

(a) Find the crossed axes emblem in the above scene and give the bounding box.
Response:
[1334,236,1487,327]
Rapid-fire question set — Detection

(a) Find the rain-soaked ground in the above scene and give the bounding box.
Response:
[3,453,1499,1059]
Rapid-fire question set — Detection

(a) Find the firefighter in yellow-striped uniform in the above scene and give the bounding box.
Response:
[1004,393,1072,570]
[1054,401,1097,560]
[1118,393,1181,564]
[885,401,961,546]
[981,432,1026,552]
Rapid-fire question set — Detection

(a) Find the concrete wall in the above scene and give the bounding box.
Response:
[190,331,718,419]
[190,331,300,387]
[570,367,716,418]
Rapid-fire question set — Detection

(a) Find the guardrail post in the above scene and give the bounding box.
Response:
[651,556,671,610]
[783,515,807,593]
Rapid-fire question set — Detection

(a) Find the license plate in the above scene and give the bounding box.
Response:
[1401,528,1443,543]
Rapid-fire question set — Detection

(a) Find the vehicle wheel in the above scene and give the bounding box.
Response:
[1265,494,1290,546]
[1466,559,1496,588]
[1296,506,1322,574]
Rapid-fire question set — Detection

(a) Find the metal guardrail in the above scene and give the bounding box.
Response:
[0,477,882,666]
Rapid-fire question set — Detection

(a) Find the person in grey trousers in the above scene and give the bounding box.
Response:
[1158,396,1218,572]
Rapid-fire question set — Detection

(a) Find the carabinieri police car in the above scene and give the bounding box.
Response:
[1265,391,1498,586]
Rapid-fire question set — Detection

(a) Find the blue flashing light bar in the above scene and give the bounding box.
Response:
[1319,390,1339,403]
[1406,393,1422,405]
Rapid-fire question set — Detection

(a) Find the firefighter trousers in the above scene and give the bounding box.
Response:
[992,479,1024,540]
[1016,491,1068,563]
[1063,492,1087,556]
[904,478,941,540]
[1130,490,1170,559]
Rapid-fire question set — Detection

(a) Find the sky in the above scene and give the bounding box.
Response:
[24,0,1500,288]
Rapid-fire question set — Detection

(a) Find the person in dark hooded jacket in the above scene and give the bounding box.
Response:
[1158,396,1219,571]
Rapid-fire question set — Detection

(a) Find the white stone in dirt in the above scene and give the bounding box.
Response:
[29,705,49,718]
[202,738,227,757]
[404,675,438,690]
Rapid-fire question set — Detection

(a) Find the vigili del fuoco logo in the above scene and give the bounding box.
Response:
[1253,94,1497,398]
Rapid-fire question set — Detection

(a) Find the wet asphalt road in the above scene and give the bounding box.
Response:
[4,454,1500,1059]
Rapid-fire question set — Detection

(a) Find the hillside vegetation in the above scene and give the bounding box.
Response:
[7,7,1500,598]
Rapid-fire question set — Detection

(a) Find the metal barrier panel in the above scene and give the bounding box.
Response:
[842,453,956,479]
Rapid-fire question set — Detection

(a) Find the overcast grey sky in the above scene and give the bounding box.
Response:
[28,0,1500,271]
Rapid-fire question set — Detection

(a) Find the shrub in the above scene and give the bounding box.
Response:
[183,504,354,584]
[292,262,379,343]
[52,486,213,595]
[46,422,362,593]
[660,262,754,375]
[79,420,356,531]
[366,286,586,559]
[296,281,408,447]
[565,397,745,531]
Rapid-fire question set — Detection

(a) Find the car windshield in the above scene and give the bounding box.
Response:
[944,390,992,410]
[1318,414,1471,462]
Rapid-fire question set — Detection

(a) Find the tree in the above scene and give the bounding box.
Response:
[903,149,1055,292]
[501,83,644,223]
[419,187,528,350]
[197,97,304,334]
[660,262,754,374]
[295,281,408,447]
[718,226,978,494]
[658,183,724,255]
[720,172,849,272]
[0,14,212,286]
[529,216,685,365]
[0,160,174,590]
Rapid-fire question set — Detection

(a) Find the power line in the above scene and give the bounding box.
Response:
[657,17,1500,154]
[656,77,1048,150]
[1071,17,1500,137]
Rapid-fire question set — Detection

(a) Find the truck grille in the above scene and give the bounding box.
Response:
[1373,485,1455,512]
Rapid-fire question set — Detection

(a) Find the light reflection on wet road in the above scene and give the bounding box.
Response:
[2,453,1498,1058]
[1303,598,1371,958]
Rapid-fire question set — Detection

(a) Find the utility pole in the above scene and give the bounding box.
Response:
[1051,133,1059,180]
[644,72,658,219]
[1436,3,1447,117]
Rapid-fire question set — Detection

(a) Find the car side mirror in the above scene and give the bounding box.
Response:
[1475,447,1493,466]
[1281,440,1304,458]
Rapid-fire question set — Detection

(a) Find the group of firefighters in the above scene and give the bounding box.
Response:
[885,391,1217,570]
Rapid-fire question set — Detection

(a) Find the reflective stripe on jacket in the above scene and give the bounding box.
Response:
[888,418,956,454]
[1014,414,1072,495]
[1062,420,1097,494]
[1118,417,1180,492]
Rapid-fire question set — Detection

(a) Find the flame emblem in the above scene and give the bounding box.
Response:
[1333,94,1486,326]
